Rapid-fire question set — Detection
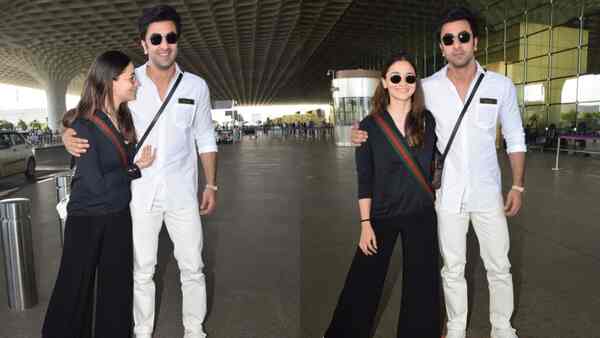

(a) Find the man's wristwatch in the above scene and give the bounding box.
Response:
[205,184,218,191]
[511,185,525,193]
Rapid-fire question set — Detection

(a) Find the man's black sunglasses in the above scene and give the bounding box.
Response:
[441,31,471,46]
[390,74,417,84]
[149,32,178,46]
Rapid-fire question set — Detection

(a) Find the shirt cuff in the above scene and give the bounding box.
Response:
[506,144,527,153]
[358,186,372,199]
[197,145,218,154]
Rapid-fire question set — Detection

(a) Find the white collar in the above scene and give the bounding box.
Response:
[441,60,485,79]
[139,62,183,82]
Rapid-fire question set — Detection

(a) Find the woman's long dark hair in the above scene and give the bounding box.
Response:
[370,52,426,147]
[63,50,136,143]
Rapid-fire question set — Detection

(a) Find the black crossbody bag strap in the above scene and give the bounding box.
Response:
[440,71,486,162]
[133,72,184,158]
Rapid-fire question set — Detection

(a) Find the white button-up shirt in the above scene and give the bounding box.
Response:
[129,63,217,211]
[422,62,526,213]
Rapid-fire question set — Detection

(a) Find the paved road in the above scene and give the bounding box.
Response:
[0,146,70,198]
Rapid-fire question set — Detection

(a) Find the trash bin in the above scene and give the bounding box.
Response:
[0,198,38,311]
[55,173,72,246]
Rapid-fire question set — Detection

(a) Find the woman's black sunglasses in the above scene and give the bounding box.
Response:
[390,74,417,84]
[149,32,178,46]
[441,31,471,46]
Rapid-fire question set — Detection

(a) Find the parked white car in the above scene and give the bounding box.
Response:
[0,131,36,178]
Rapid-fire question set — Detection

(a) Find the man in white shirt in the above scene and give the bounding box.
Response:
[63,5,217,338]
[352,7,525,338]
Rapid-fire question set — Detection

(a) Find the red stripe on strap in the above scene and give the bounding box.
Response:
[373,114,433,199]
[89,115,128,168]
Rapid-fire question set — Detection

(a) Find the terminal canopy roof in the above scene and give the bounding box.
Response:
[0,0,509,105]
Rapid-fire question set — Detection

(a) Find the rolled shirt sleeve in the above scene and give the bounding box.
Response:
[500,81,527,154]
[193,79,218,154]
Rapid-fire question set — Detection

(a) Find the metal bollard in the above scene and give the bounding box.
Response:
[0,198,38,311]
[55,173,72,246]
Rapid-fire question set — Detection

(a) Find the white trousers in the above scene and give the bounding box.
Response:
[131,199,207,338]
[437,205,515,332]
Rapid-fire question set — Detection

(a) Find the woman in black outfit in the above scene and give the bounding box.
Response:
[43,51,155,338]
[324,52,441,338]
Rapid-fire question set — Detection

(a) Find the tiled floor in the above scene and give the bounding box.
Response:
[0,135,598,338]
[302,141,600,338]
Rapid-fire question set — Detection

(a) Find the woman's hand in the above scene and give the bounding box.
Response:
[135,145,156,169]
[351,122,369,146]
[358,222,378,255]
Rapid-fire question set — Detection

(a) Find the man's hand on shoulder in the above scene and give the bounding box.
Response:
[62,128,89,157]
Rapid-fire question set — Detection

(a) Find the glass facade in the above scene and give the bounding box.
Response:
[476,0,600,133]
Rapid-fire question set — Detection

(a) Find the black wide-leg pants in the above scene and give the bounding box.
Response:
[325,210,441,338]
[42,208,133,338]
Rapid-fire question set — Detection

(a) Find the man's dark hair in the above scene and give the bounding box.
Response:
[138,4,182,40]
[438,6,479,39]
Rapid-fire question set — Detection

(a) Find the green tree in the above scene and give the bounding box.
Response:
[29,119,42,130]
[17,119,28,131]
[560,111,576,125]
[0,120,15,130]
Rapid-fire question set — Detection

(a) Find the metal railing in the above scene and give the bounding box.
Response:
[55,173,72,246]
[27,133,63,148]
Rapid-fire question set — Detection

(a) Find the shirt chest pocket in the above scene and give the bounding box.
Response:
[476,99,499,129]
[174,103,195,129]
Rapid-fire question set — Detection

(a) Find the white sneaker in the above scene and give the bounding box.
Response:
[491,328,518,338]
[446,329,466,338]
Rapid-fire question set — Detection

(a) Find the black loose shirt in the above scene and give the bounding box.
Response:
[356,110,436,219]
[67,111,136,216]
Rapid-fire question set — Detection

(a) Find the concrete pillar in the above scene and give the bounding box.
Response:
[331,69,379,146]
[0,48,84,132]
[42,78,68,131]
